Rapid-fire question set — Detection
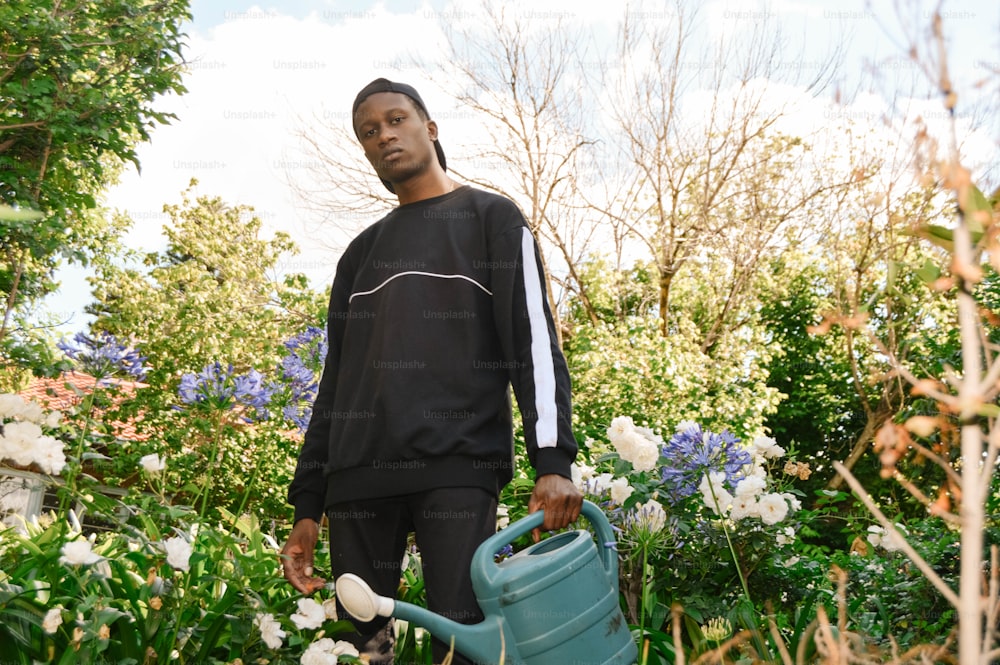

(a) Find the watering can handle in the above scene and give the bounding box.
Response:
[474,500,619,585]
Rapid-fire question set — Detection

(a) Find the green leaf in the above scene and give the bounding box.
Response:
[915,259,942,284]
[912,223,956,251]
[963,183,992,217]
[978,403,1000,418]
[0,205,45,221]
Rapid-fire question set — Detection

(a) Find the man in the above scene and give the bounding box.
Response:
[281,78,583,665]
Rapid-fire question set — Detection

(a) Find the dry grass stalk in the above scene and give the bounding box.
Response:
[673,602,686,665]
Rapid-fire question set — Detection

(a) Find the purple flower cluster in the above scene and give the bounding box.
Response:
[58,332,149,382]
[660,424,752,500]
[278,327,327,432]
[178,362,275,422]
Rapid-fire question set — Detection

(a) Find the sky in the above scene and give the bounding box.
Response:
[45,0,1000,334]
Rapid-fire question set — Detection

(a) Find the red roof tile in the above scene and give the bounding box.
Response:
[18,371,150,442]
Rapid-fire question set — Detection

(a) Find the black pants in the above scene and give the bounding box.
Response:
[328,487,498,665]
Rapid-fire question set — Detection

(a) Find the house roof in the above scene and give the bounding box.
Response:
[18,371,150,442]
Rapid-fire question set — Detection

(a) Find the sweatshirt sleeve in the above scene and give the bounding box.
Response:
[286,251,354,523]
[490,212,578,480]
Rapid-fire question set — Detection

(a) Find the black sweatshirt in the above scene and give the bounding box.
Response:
[288,185,578,523]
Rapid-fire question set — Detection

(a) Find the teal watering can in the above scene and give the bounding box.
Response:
[336,500,638,665]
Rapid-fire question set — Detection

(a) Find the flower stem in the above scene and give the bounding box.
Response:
[58,388,98,535]
[232,443,261,526]
[705,474,753,605]
[639,538,649,665]
[194,410,226,524]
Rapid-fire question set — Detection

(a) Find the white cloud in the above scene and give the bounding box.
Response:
[44,0,1000,334]
[100,5,451,288]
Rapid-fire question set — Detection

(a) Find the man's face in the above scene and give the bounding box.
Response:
[353,91,438,188]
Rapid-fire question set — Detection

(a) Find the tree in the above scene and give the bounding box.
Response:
[597,0,842,341]
[87,181,326,383]
[430,2,604,333]
[80,183,327,519]
[563,258,782,447]
[0,0,190,376]
[823,7,1000,664]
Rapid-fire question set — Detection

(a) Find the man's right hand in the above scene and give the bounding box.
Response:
[280,518,326,594]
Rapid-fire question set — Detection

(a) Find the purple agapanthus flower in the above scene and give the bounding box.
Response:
[58,331,149,382]
[660,423,752,500]
[493,543,514,562]
[178,362,275,422]
[278,327,327,432]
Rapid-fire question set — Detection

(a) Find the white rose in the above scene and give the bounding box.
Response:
[570,462,595,490]
[757,493,790,525]
[140,453,166,474]
[59,540,102,566]
[20,400,45,423]
[0,393,27,419]
[164,537,192,572]
[728,495,759,521]
[698,472,733,515]
[332,640,360,657]
[776,526,796,546]
[734,475,766,498]
[254,612,286,649]
[1,420,43,466]
[44,410,63,428]
[881,524,908,552]
[781,492,802,512]
[625,433,661,472]
[606,415,635,447]
[291,597,327,631]
[35,436,67,475]
[302,638,340,665]
[752,436,785,459]
[609,477,633,505]
[496,504,510,530]
[674,420,699,433]
[43,607,63,634]
[866,525,884,548]
[0,394,44,422]
[586,472,614,496]
[613,430,639,460]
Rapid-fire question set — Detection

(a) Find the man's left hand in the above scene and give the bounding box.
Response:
[528,474,584,542]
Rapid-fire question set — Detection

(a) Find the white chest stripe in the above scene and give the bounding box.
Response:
[520,228,558,449]
[349,271,493,303]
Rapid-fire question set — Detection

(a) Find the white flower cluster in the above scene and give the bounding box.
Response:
[699,436,799,527]
[59,538,103,566]
[254,598,342,654]
[254,612,286,649]
[628,497,668,532]
[0,393,66,474]
[606,416,662,472]
[290,597,328,630]
[301,637,360,664]
[571,463,634,506]
[164,536,192,572]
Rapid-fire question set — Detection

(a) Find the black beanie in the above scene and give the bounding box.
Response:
[352,78,447,193]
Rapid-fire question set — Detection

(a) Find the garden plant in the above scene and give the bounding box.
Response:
[2,1,999,664]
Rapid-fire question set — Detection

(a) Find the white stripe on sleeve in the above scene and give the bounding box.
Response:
[520,227,558,448]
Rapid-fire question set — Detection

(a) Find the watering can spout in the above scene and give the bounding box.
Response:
[336,573,508,665]
[334,573,394,621]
